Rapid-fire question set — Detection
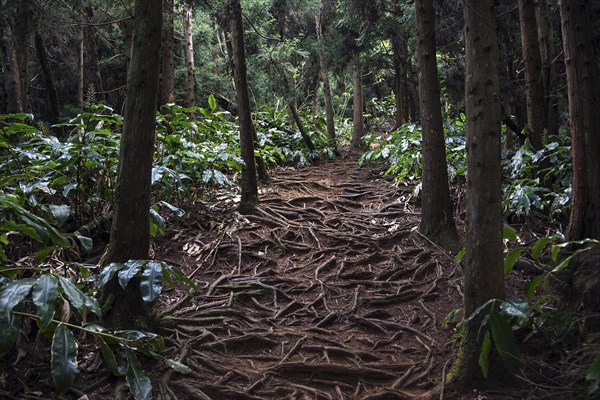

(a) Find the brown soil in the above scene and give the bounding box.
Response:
[1,152,596,400]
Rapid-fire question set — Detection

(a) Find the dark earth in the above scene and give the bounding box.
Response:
[1,153,597,399]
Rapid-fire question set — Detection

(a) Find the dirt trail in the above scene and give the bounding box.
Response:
[153,153,463,399]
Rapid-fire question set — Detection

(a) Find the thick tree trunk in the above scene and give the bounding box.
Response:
[351,51,364,149]
[183,0,196,117]
[560,0,600,241]
[0,0,23,113]
[448,0,505,384]
[34,32,61,127]
[161,0,175,106]
[103,0,163,329]
[228,0,258,214]
[415,0,459,247]
[519,0,546,150]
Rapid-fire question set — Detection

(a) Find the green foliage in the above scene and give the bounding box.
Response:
[503,135,572,219]
[0,259,193,397]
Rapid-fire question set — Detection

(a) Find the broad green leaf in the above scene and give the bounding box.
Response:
[99,338,126,377]
[85,296,102,319]
[140,261,163,302]
[48,205,71,225]
[126,348,152,400]
[0,112,32,121]
[118,260,145,289]
[163,264,197,291]
[525,274,547,300]
[0,278,35,315]
[489,312,520,374]
[32,275,59,328]
[208,94,217,111]
[1,220,43,243]
[503,225,517,241]
[158,201,185,217]
[51,324,79,393]
[76,235,93,253]
[503,247,524,274]
[531,237,553,259]
[0,313,19,355]
[34,246,55,262]
[98,262,125,291]
[478,331,491,378]
[113,330,160,342]
[164,358,191,374]
[499,298,529,320]
[454,247,466,263]
[58,276,87,317]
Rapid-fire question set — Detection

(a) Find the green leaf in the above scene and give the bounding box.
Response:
[51,324,79,394]
[49,205,71,226]
[499,298,529,320]
[0,313,19,355]
[163,264,197,291]
[531,237,552,259]
[140,261,163,302]
[208,94,217,111]
[98,262,125,291]
[158,201,185,217]
[503,247,524,274]
[164,358,191,374]
[125,348,152,400]
[34,246,55,262]
[525,274,547,300]
[503,225,517,241]
[0,278,35,315]
[32,275,59,328]
[478,331,492,378]
[489,312,520,374]
[99,338,126,377]
[454,247,466,263]
[551,244,561,262]
[76,235,93,253]
[587,352,600,383]
[58,276,87,317]
[118,260,145,289]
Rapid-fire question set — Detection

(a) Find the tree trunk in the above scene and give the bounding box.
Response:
[448,0,505,384]
[103,0,163,329]
[315,11,336,149]
[351,51,364,149]
[415,0,459,247]
[85,6,105,103]
[536,0,558,136]
[15,0,29,111]
[0,0,23,113]
[560,0,600,241]
[390,0,409,128]
[34,32,61,127]
[161,0,175,106]
[519,0,546,150]
[183,0,196,117]
[78,0,84,108]
[288,103,315,152]
[228,0,258,214]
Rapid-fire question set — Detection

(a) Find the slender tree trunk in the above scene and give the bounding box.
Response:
[536,0,558,136]
[315,11,336,148]
[15,0,29,111]
[85,6,105,103]
[560,0,600,241]
[78,0,84,108]
[228,0,258,214]
[34,32,61,127]
[288,103,315,152]
[183,0,196,117]
[161,0,175,106]
[103,0,163,329]
[351,51,364,149]
[448,0,505,384]
[415,0,459,247]
[0,0,23,113]
[390,0,409,128]
[519,0,546,150]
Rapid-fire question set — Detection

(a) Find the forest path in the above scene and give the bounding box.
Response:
[153,152,462,400]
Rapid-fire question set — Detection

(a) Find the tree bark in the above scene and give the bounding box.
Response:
[519,0,546,150]
[34,32,61,127]
[103,0,163,329]
[228,0,258,214]
[316,2,336,149]
[560,0,600,241]
[351,51,364,149]
[15,0,29,111]
[288,103,315,152]
[78,0,84,108]
[390,0,409,128]
[415,0,459,247]
[448,0,505,384]
[535,0,558,136]
[161,0,175,106]
[0,0,23,113]
[183,0,196,117]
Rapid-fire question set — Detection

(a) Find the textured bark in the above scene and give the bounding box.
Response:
[351,52,364,149]
[315,10,336,147]
[448,0,505,384]
[183,0,196,116]
[229,0,258,214]
[535,0,558,135]
[519,0,546,150]
[84,6,105,102]
[390,1,409,127]
[34,32,61,127]
[415,0,458,247]
[78,0,84,108]
[0,0,23,113]
[103,0,163,329]
[14,0,29,111]
[288,103,315,152]
[161,0,175,105]
[560,0,600,241]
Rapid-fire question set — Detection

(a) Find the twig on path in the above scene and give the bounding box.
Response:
[279,335,308,364]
